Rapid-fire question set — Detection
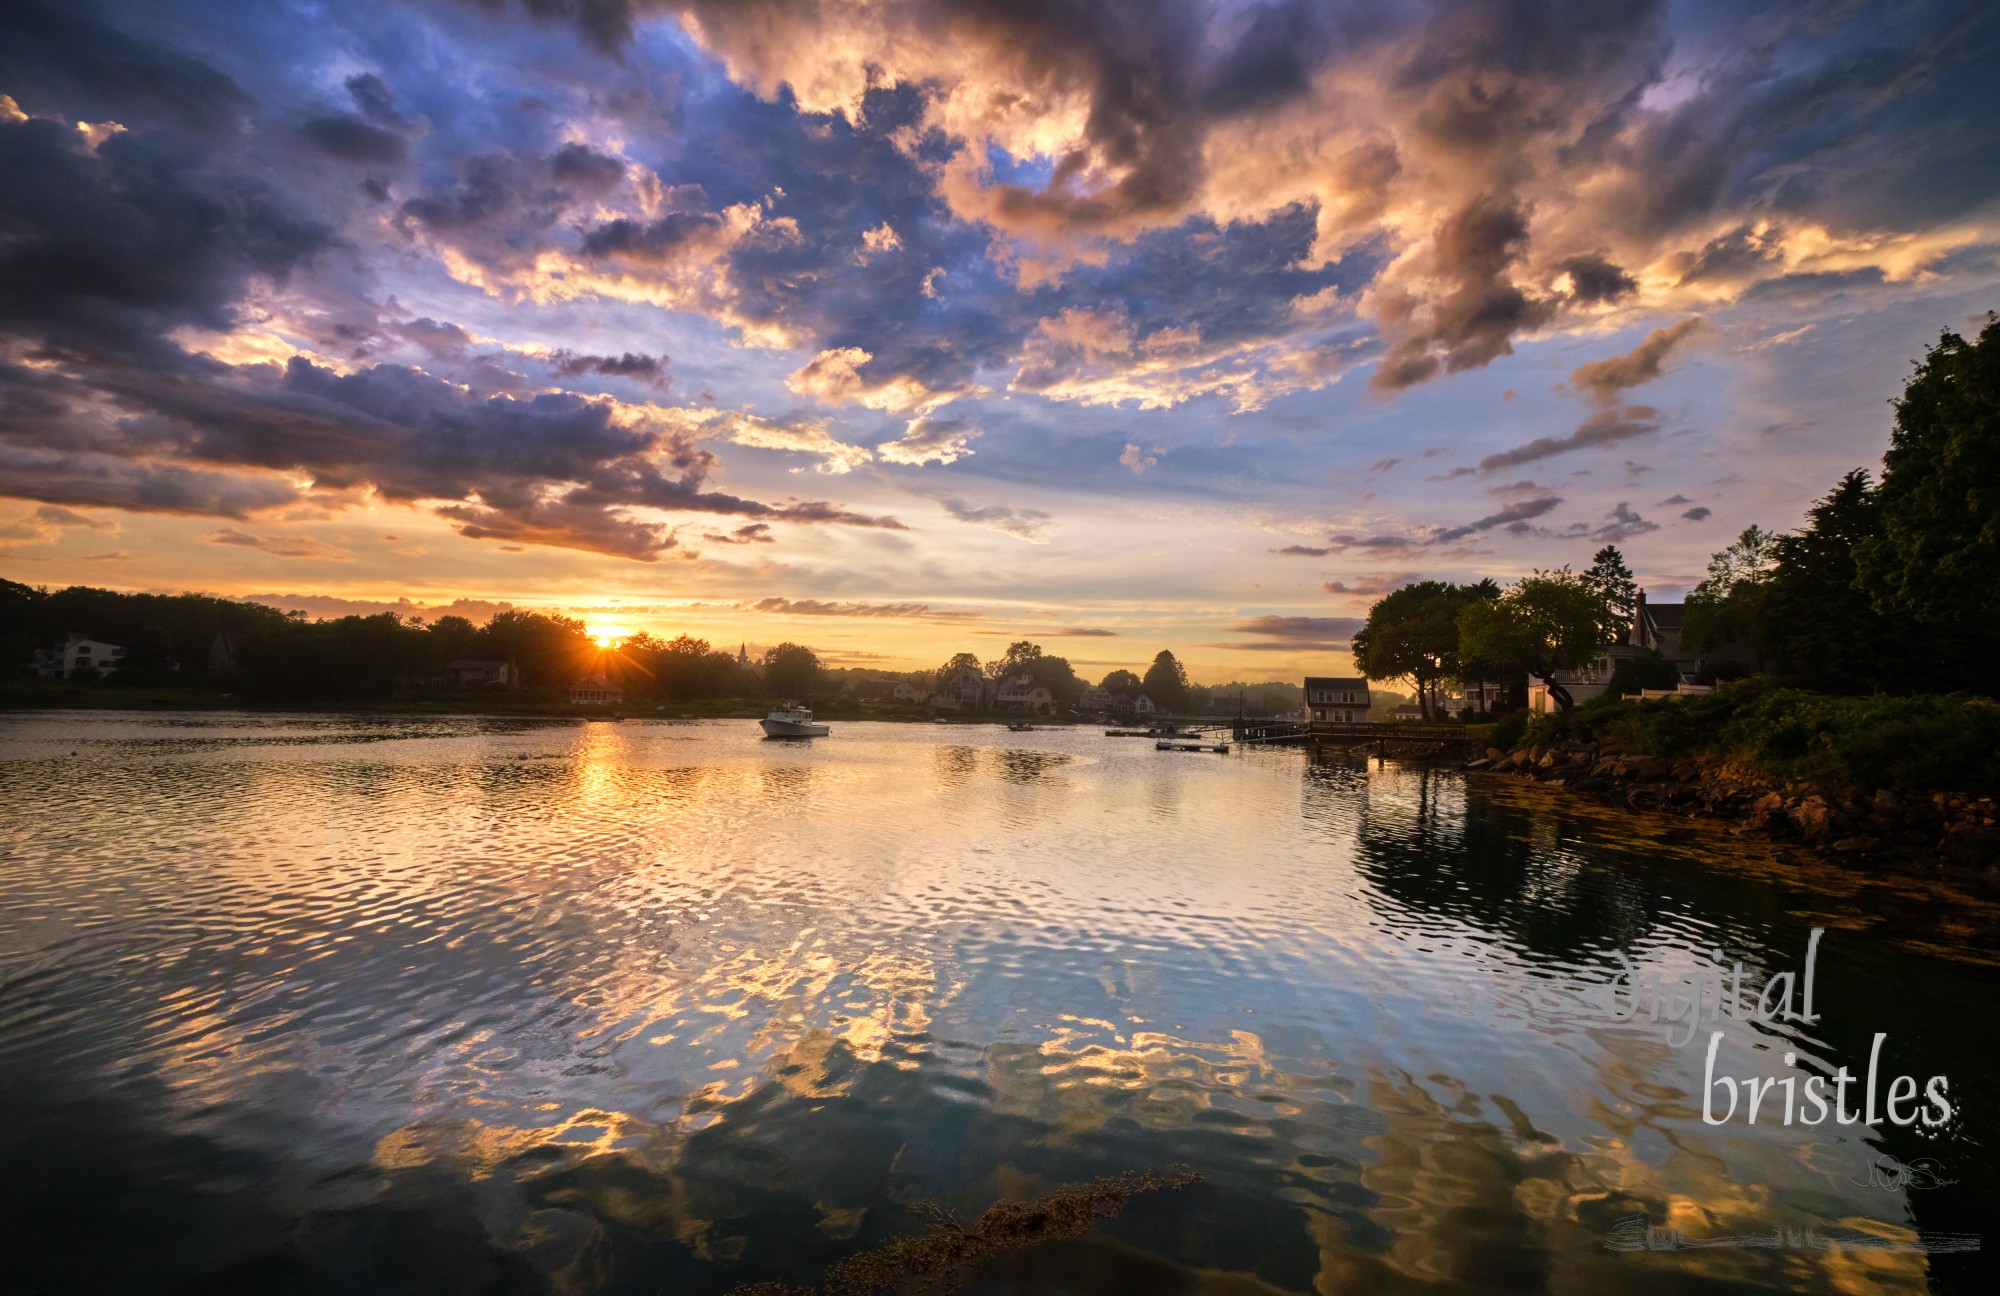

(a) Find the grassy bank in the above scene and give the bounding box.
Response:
[1498,679,2000,799]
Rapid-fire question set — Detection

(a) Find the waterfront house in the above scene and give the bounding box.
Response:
[1635,588,1759,681]
[1525,587,1761,712]
[1303,676,1369,723]
[1456,681,1505,714]
[893,681,926,703]
[32,635,124,679]
[1392,703,1424,722]
[568,674,623,706]
[1077,685,1113,712]
[994,674,1055,715]
[447,658,519,689]
[931,665,987,711]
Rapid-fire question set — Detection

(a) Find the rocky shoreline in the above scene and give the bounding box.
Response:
[1466,737,2000,872]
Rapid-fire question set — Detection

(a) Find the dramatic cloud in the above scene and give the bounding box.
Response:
[550,350,671,389]
[1120,443,1161,473]
[1568,318,1705,405]
[878,415,980,466]
[1682,506,1713,521]
[930,495,1054,543]
[1229,615,1367,641]
[702,523,775,544]
[4,0,1998,617]
[205,528,351,560]
[1322,572,1424,595]
[1588,501,1659,542]
[1477,406,1662,472]
[0,503,118,544]
[1214,614,1367,651]
[746,597,977,619]
[1370,195,1557,391]
[1432,493,1564,542]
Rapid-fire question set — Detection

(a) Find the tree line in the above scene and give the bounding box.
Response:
[929,643,1216,714]
[3,581,1307,715]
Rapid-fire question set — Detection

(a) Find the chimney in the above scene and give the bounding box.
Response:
[1633,588,1647,648]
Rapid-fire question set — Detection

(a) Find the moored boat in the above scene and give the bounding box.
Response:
[760,703,829,737]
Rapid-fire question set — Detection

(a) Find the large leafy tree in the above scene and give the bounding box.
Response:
[1099,668,1142,693]
[1455,570,1610,711]
[1855,315,2000,690]
[1350,580,1483,719]
[761,642,821,699]
[935,651,982,683]
[1141,649,1190,713]
[479,609,594,689]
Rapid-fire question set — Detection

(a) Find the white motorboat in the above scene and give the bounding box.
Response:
[760,703,829,737]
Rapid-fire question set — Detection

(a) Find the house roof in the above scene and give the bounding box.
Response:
[1645,602,1687,630]
[570,674,620,690]
[1303,676,1368,690]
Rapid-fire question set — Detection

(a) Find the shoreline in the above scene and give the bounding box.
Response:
[0,692,1252,729]
[1468,737,2000,876]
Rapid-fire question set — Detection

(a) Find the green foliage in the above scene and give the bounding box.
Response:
[1855,314,2000,689]
[1455,569,1610,710]
[1098,668,1142,693]
[1524,678,2000,797]
[1141,650,1189,712]
[1351,580,1495,717]
[1485,708,1531,752]
[1606,648,1681,696]
[761,642,821,699]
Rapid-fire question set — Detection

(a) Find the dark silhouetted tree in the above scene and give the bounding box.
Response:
[1141,650,1189,712]
[762,642,821,698]
[1855,314,2000,690]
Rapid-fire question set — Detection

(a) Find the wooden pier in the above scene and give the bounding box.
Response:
[1228,720,1471,748]
[1156,740,1230,753]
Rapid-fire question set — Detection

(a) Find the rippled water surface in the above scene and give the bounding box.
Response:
[1,711,1992,1294]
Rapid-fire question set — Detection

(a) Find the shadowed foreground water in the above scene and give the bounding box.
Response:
[1,712,1992,1295]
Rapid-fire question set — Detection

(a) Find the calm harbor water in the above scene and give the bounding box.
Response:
[0,711,1992,1295]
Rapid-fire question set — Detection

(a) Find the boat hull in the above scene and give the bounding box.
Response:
[760,718,830,737]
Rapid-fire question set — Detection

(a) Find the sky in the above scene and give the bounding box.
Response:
[2,0,1997,680]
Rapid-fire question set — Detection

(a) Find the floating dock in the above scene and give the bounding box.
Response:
[1156,740,1230,753]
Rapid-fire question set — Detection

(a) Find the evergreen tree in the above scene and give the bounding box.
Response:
[1763,471,1902,692]
[1855,314,2000,690]
[1581,546,1637,643]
